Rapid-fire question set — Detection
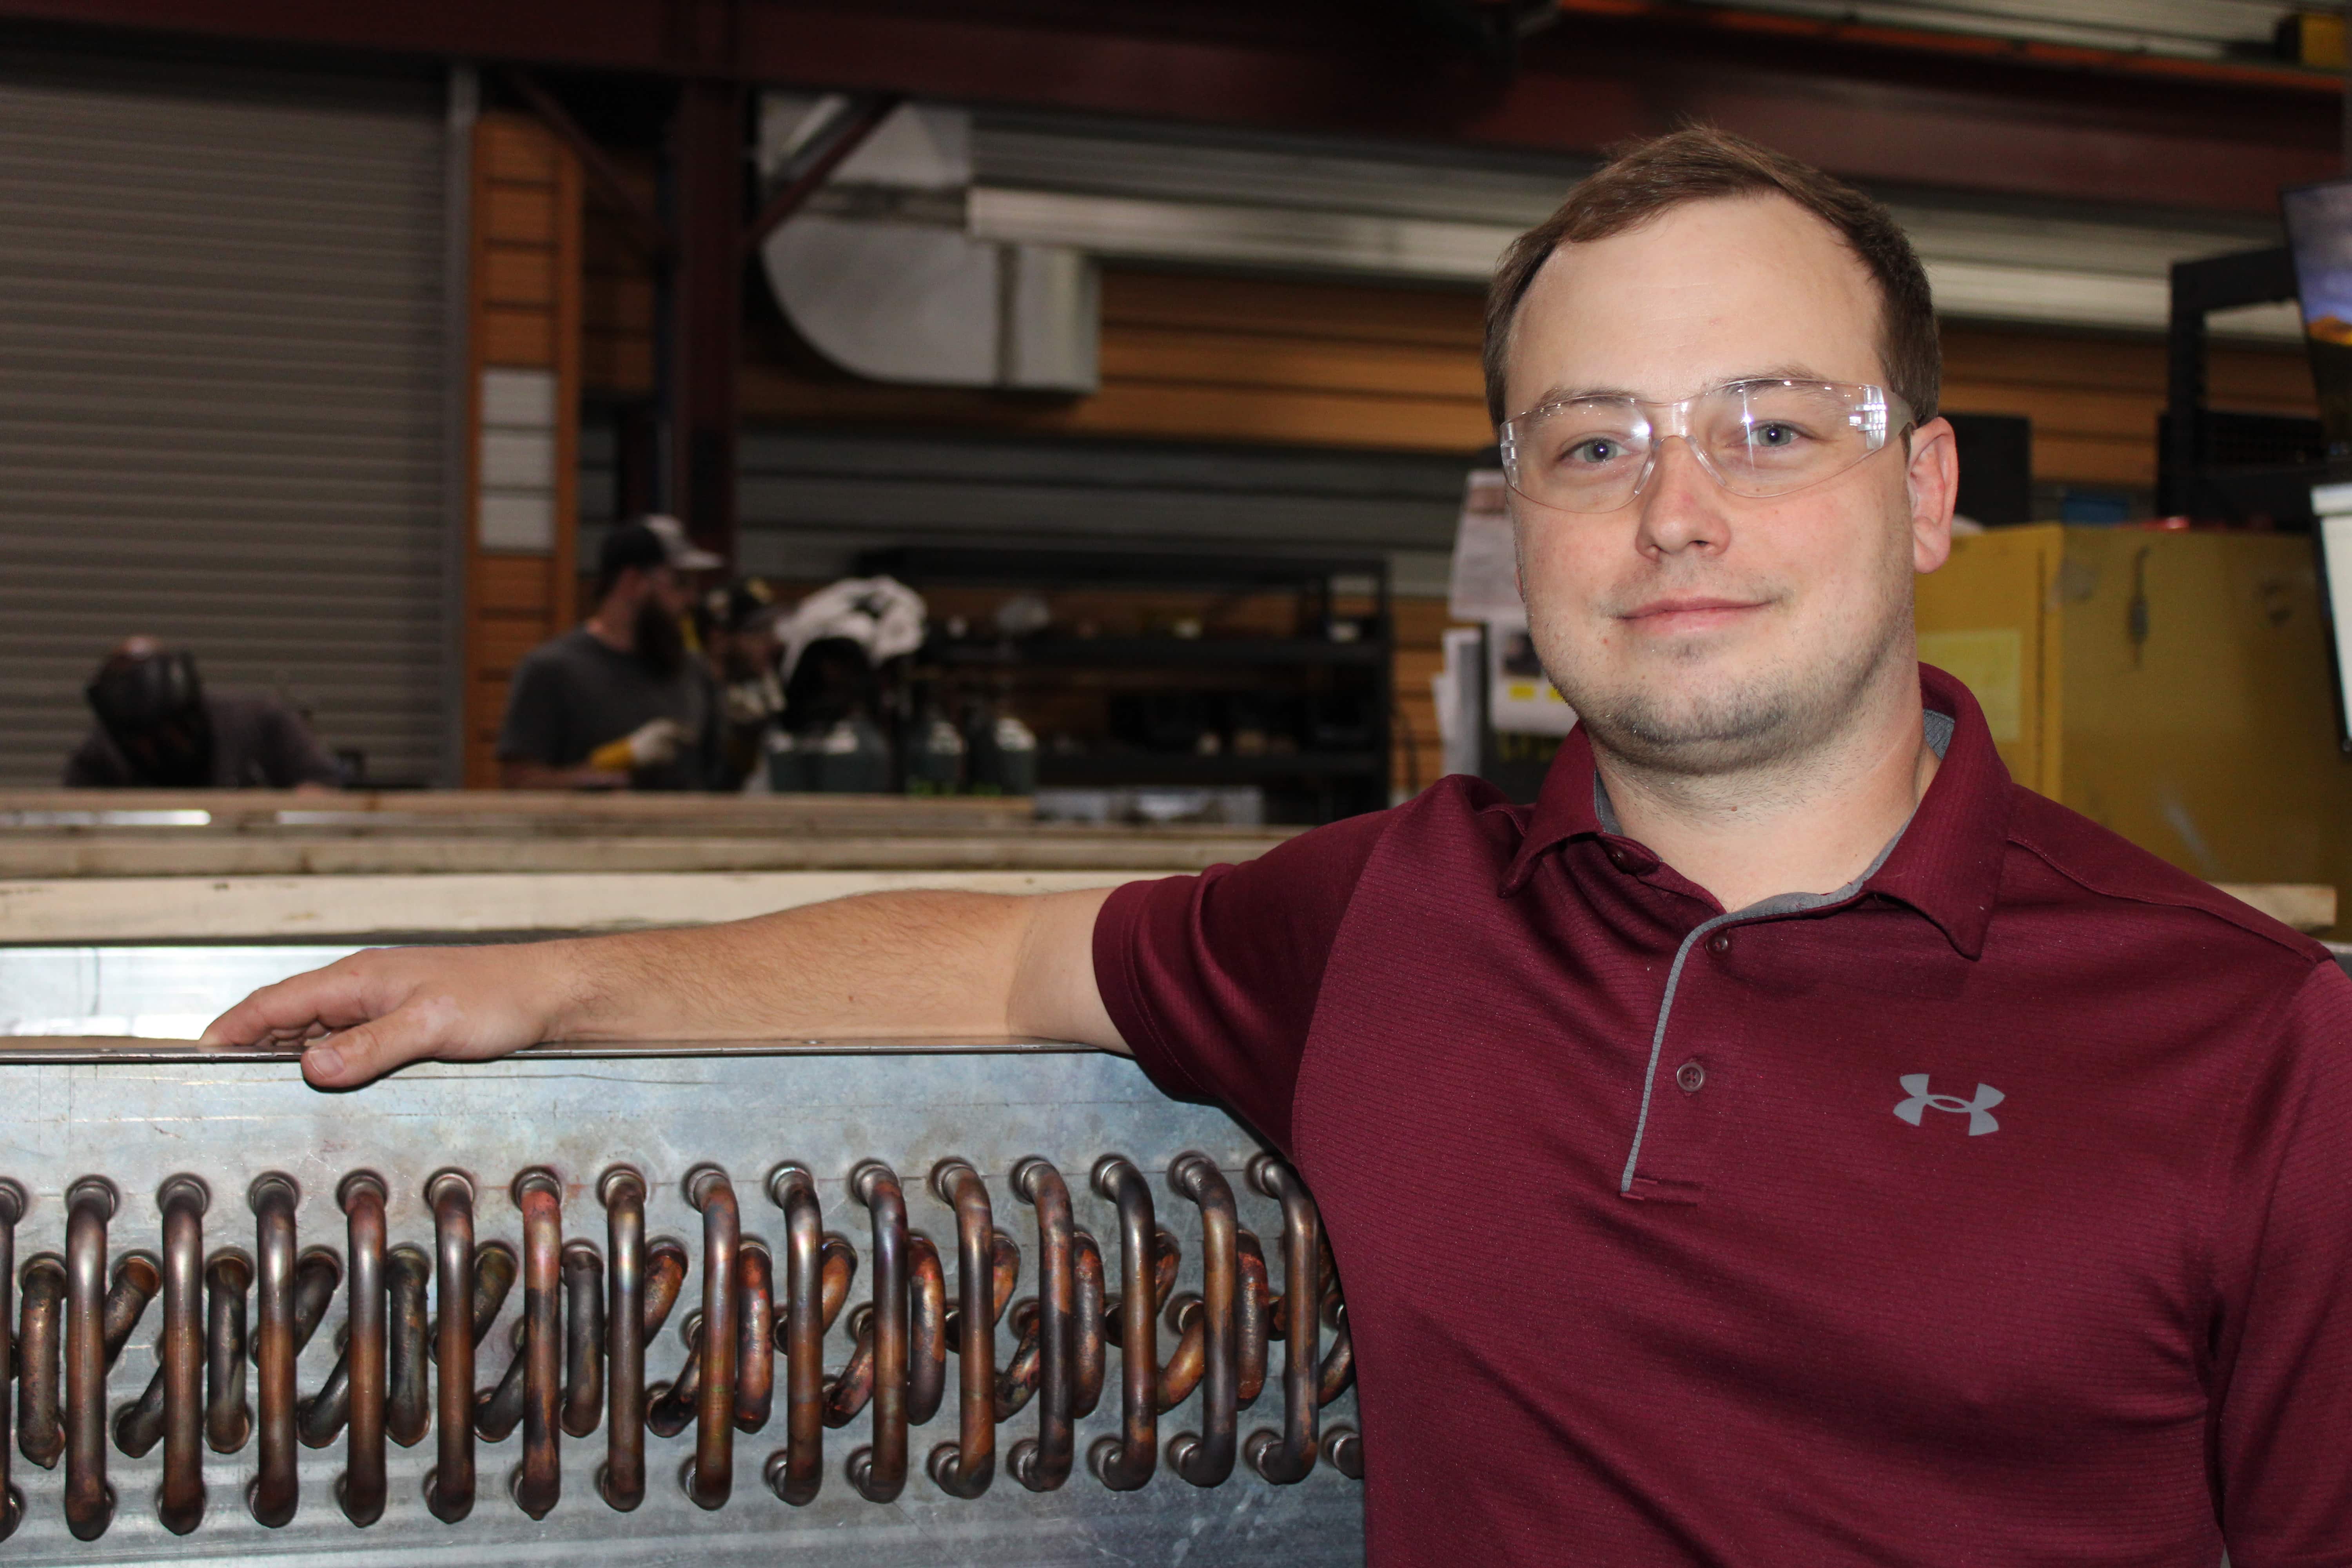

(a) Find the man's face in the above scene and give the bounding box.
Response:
[647,565,692,619]
[1502,194,1954,777]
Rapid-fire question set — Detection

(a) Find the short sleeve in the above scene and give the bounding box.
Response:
[495,651,570,765]
[2211,959,2352,1564]
[1091,808,1391,1155]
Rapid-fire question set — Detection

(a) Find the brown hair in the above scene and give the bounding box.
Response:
[1483,127,1938,427]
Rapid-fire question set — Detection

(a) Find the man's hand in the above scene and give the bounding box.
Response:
[200,944,578,1090]
[588,717,686,774]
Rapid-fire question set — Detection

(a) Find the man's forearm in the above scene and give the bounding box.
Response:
[547,890,1036,1042]
[202,883,1126,1087]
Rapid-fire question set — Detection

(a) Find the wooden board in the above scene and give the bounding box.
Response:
[0,870,1154,942]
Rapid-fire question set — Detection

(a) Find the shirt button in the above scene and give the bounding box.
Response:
[1606,846,1633,871]
[1707,932,1732,955]
[1676,1059,1706,1094]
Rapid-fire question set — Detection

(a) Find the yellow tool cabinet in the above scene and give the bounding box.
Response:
[1916,524,2352,925]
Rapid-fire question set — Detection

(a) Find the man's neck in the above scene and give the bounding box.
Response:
[585,598,636,653]
[1591,683,1941,913]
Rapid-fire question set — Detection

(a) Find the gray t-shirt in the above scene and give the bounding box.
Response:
[64,692,341,788]
[495,628,720,791]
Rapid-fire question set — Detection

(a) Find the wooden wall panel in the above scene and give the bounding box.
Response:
[1940,321,2315,490]
[463,112,583,788]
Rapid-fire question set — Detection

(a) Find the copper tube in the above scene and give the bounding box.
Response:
[291,1247,342,1354]
[906,1234,945,1428]
[1072,1230,1105,1421]
[846,1160,908,1504]
[64,1177,117,1540]
[117,1359,169,1458]
[1105,1226,1178,1352]
[101,1252,159,1369]
[1244,1155,1319,1483]
[820,1305,873,1428]
[18,1254,64,1472]
[989,1230,1020,1328]
[0,1178,22,1541]
[596,1167,648,1512]
[386,1245,432,1448]
[734,1241,773,1434]
[682,1165,739,1510]
[156,1176,208,1534]
[202,1250,251,1456]
[297,1347,350,1448]
[1236,1230,1270,1410]
[511,1169,563,1521]
[1319,1303,1354,1406]
[1164,1153,1237,1488]
[994,1299,1039,1421]
[335,1172,390,1525]
[1157,1296,1205,1412]
[561,1240,604,1439]
[474,1320,528,1442]
[644,1313,701,1438]
[643,1237,688,1339]
[1324,1423,1363,1480]
[1087,1156,1158,1492]
[761,1163,826,1507]
[424,1171,479,1523]
[247,1174,300,1527]
[1007,1157,1072,1493]
[925,1159,996,1499]
[819,1233,857,1332]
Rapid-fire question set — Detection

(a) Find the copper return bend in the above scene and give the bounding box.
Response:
[925,1159,997,1499]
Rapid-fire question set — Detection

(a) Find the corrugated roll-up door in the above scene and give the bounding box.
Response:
[0,50,450,788]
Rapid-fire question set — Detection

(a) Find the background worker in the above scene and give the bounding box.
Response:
[496,515,723,791]
[64,636,340,790]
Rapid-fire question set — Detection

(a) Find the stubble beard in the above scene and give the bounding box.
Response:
[1537,588,1912,781]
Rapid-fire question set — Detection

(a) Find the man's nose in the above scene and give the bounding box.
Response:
[1633,436,1731,557]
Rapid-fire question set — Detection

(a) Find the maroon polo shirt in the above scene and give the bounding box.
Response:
[1093,664,2352,1568]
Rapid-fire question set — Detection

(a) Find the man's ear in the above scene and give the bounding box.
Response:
[1906,417,1959,575]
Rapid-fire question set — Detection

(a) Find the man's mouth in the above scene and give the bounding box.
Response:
[1617,595,1768,632]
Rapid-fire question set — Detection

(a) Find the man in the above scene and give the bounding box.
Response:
[65,637,340,789]
[205,130,2350,1565]
[497,515,723,790]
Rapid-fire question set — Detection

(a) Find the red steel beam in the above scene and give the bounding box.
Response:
[0,0,2336,213]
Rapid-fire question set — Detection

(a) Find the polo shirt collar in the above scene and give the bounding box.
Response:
[1496,663,2012,958]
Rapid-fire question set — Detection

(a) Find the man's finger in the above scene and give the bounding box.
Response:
[301,1005,446,1089]
[200,959,384,1047]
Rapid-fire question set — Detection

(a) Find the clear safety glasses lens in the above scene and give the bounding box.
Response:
[1499,381,1906,515]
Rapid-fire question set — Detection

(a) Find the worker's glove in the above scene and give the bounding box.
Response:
[588,717,687,774]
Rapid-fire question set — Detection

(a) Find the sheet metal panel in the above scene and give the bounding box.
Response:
[0,1037,1363,1564]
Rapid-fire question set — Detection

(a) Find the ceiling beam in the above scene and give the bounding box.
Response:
[0,0,2334,214]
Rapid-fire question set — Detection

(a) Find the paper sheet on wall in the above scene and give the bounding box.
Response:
[1448,470,1524,622]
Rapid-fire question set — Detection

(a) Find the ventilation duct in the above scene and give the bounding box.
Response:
[756,98,1100,394]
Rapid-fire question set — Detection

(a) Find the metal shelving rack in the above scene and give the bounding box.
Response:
[857,546,1393,823]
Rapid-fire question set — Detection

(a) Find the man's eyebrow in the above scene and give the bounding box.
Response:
[1517,366,1840,411]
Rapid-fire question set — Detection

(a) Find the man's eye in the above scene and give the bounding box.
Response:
[1565,437,1623,465]
[1752,422,1802,447]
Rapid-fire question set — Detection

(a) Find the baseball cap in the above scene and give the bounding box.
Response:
[601,514,723,578]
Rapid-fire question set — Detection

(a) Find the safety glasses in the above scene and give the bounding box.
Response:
[1498,380,1911,514]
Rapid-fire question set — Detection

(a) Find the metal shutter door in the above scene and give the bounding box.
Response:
[0,50,449,787]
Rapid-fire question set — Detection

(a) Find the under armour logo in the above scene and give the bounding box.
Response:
[1893,1074,2004,1136]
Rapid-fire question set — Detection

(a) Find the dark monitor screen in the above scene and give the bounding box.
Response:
[2281,177,2352,459]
